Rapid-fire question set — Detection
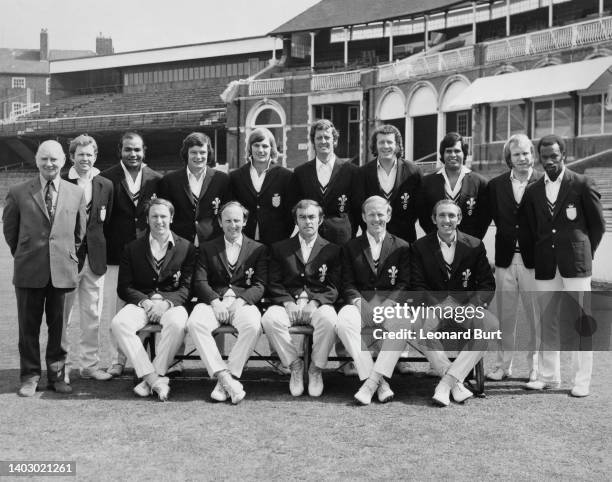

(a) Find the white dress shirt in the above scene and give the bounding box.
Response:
[316,156,335,187]
[437,232,457,265]
[377,159,397,194]
[68,166,100,206]
[120,161,146,203]
[224,235,243,265]
[438,165,471,199]
[544,166,565,203]
[249,160,271,193]
[299,234,317,263]
[149,232,174,261]
[366,231,385,261]
[510,167,533,204]
[187,167,206,198]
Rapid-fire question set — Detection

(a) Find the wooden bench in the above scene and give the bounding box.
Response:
[137,324,485,394]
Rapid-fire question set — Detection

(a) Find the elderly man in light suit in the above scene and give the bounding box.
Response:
[3,140,87,397]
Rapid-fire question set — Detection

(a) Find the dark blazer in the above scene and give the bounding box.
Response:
[488,170,542,269]
[193,235,267,305]
[268,235,340,306]
[158,167,230,245]
[288,158,360,245]
[63,174,114,275]
[358,158,422,242]
[117,233,196,307]
[410,230,495,307]
[522,168,605,280]
[229,162,293,245]
[341,232,410,304]
[417,169,491,239]
[3,177,86,289]
[100,163,161,265]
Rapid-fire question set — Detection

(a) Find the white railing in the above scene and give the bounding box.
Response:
[311,70,361,91]
[377,46,475,83]
[248,78,285,96]
[485,16,612,63]
[2,103,40,124]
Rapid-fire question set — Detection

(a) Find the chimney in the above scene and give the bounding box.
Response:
[40,28,48,61]
[96,33,114,55]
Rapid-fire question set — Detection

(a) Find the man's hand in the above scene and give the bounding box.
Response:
[211,298,230,324]
[227,298,247,321]
[300,300,320,324]
[284,302,302,325]
[144,299,170,324]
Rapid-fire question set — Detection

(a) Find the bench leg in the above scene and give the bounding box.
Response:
[474,358,485,395]
[302,333,312,383]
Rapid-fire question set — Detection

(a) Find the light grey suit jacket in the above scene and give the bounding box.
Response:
[3,176,87,289]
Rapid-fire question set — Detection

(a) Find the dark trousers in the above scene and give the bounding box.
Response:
[15,283,70,383]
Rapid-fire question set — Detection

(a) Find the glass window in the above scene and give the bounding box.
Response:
[12,77,26,88]
[554,98,573,137]
[534,101,553,139]
[581,95,601,135]
[255,109,282,125]
[509,104,526,136]
[492,106,508,141]
[605,101,612,133]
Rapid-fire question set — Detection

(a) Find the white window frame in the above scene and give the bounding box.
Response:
[489,101,526,142]
[532,95,574,140]
[46,78,51,95]
[579,93,612,137]
[12,77,26,89]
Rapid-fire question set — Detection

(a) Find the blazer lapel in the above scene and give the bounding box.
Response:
[233,237,251,276]
[199,168,214,201]
[393,159,403,193]
[307,236,325,265]
[378,233,394,269]
[215,236,231,275]
[327,158,343,191]
[240,163,258,197]
[182,169,196,207]
[30,179,50,221]
[553,172,572,219]
[430,234,448,277]
[450,234,468,276]
[159,239,179,275]
[144,238,156,272]
[360,235,377,274]
[306,160,320,196]
[259,164,278,194]
[292,236,306,265]
[501,172,516,206]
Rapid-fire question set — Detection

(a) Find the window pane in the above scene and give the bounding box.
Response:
[581,95,601,135]
[534,101,552,138]
[554,98,573,137]
[509,104,526,135]
[605,101,612,133]
[492,106,508,141]
[255,108,282,125]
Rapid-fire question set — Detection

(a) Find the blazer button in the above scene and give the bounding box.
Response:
[300,273,304,277]
[551,244,555,248]
[256,205,260,209]
[515,225,519,229]
[552,229,556,233]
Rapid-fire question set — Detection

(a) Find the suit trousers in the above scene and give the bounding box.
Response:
[534,270,592,390]
[111,304,187,378]
[16,282,70,383]
[186,303,262,378]
[490,253,539,374]
[62,255,105,371]
[373,304,498,382]
[261,305,337,369]
[336,305,375,381]
[103,265,127,366]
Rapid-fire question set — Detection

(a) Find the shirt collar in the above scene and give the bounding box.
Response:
[544,166,565,184]
[366,230,386,246]
[376,158,397,170]
[120,160,146,178]
[187,166,207,182]
[299,234,318,247]
[316,155,335,169]
[250,158,272,173]
[510,167,533,183]
[40,174,60,191]
[224,235,243,248]
[437,164,471,176]
[149,232,175,248]
[437,232,457,248]
[68,166,100,181]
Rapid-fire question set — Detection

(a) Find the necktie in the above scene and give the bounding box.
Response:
[45,181,55,220]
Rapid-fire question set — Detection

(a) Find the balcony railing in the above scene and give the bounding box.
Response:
[377,46,475,83]
[248,78,285,96]
[484,16,612,63]
[1,103,41,124]
[311,70,362,91]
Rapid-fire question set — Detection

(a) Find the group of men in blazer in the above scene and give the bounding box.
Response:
[3,117,605,403]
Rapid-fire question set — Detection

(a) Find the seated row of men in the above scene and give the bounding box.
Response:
[111,195,497,406]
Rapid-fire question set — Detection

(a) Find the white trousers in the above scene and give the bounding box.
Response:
[62,256,105,370]
[261,305,337,369]
[103,265,127,366]
[336,305,377,381]
[186,303,262,378]
[373,305,499,382]
[490,253,539,373]
[534,270,592,390]
[110,304,187,378]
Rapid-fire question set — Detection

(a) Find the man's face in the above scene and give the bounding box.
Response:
[539,143,565,181]
[148,204,172,238]
[250,139,271,166]
[363,200,390,238]
[433,203,461,237]
[509,140,534,175]
[121,136,144,171]
[36,141,66,181]
[220,205,245,242]
[187,145,208,175]
[376,133,397,161]
[314,128,335,160]
[443,141,464,172]
[296,205,321,239]
[72,144,97,176]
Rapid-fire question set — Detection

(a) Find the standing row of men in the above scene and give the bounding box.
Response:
[3,118,605,402]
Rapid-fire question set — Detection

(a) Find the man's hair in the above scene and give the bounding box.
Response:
[69,134,98,158]
[439,132,469,162]
[309,119,339,145]
[370,124,404,158]
[292,199,324,222]
[218,200,249,222]
[537,134,566,156]
[117,131,145,158]
[503,133,534,168]
[362,195,392,216]
[246,127,278,161]
[180,132,215,166]
[145,197,174,218]
[432,199,461,218]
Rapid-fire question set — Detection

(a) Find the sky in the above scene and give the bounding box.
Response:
[0,0,320,52]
